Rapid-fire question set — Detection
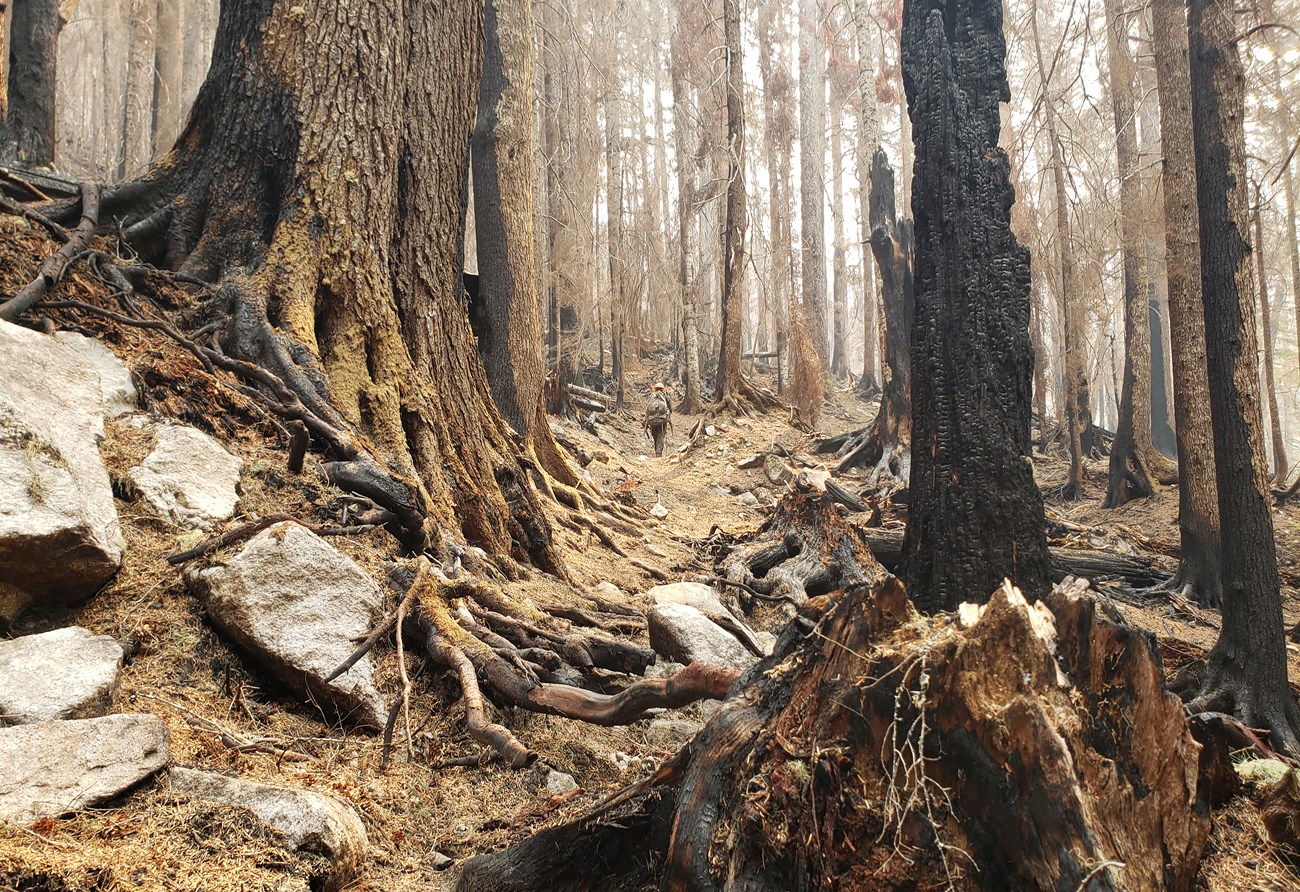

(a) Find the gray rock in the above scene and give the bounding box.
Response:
[0,627,123,725]
[170,767,367,892]
[130,423,242,530]
[647,582,727,616]
[763,453,792,486]
[53,332,137,417]
[647,603,757,669]
[645,717,703,749]
[185,522,387,728]
[753,487,772,505]
[544,770,578,796]
[737,491,760,509]
[704,424,717,437]
[0,714,170,824]
[643,659,687,680]
[0,320,123,625]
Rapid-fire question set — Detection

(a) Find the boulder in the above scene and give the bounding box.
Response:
[53,331,137,417]
[646,581,727,616]
[647,603,757,669]
[0,320,123,625]
[130,422,242,530]
[0,713,170,824]
[545,770,579,796]
[184,522,387,728]
[0,626,123,724]
[170,767,367,892]
[591,582,624,602]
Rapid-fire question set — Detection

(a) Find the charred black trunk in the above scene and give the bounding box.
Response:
[2,0,62,165]
[899,0,1051,610]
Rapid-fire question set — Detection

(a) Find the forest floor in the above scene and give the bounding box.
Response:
[1,215,1300,890]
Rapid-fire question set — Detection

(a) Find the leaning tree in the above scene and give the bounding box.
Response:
[3,0,730,765]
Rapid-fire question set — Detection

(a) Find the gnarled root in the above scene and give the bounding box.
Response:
[719,483,885,608]
[395,559,738,767]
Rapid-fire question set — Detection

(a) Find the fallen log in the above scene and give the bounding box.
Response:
[856,527,1169,588]
[566,383,612,406]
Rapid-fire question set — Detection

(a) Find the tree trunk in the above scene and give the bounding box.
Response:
[0,0,10,122]
[1287,161,1300,374]
[798,0,828,367]
[472,0,577,488]
[715,0,745,402]
[1188,0,1300,753]
[757,3,794,395]
[900,0,1051,610]
[2,0,62,164]
[1252,194,1289,486]
[122,0,155,175]
[1103,0,1161,508]
[1030,0,1087,500]
[1151,0,1223,607]
[828,96,848,382]
[852,0,881,396]
[671,1,702,414]
[152,0,183,156]
[604,58,626,411]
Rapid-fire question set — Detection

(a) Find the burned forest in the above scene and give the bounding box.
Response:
[2,0,1300,890]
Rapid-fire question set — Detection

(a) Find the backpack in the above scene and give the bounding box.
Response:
[644,392,670,424]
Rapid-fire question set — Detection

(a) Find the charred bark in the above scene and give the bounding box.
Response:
[1188,0,1300,753]
[900,0,1052,610]
[1,0,62,165]
[815,149,913,480]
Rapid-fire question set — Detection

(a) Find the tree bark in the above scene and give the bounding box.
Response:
[1151,0,1223,606]
[603,11,626,411]
[2,0,62,164]
[122,0,155,175]
[715,0,745,403]
[1188,0,1300,753]
[153,0,183,156]
[1030,0,1088,500]
[472,0,577,489]
[1103,0,1161,508]
[798,0,828,367]
[1288,161,1300,375]
[0,0,10,122]
[900,0,1052,610]
[671,1,702,414]
[757,3,794,395]
[851,0,881,396]
[1252,193,1289,486]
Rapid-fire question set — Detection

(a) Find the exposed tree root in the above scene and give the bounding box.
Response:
[1178,647,1300,758]
[460,576,1210,891]
[719,482,886,609]
[682,379,781,453]
[1102,437,1160,508]
[0,183,99,322]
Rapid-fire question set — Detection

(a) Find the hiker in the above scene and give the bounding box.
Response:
[643,382,672,456]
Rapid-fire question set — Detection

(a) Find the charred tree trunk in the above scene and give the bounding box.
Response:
[472,0,578,489]
[2,0,62,164]
[1103,0,1161,508]
[1188,0,1300,753]
[814,149,912,479]
[1151,0,1223,606]
[900,0,1051,610]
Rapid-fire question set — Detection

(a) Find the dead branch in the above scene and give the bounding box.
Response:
[1,183,100,322]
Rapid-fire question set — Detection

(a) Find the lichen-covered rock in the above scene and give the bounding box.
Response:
[0,714,170,824]
[0,626,123,724]
[169,767,367,892]
[647,603,756,669]
[184,522,386,728]
[53,331,137,417]
[129,422,242,530]
[0,320,123,625]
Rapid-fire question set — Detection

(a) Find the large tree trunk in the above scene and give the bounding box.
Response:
[603,13,626,412]
[1287,161,1300,374]
[900,0,1051,610]
[122,0,155,176]
[1103,0,1161,508]
[1252,195,1289,486]
[1188,0,1300,753]
[1030,0,1088,500]
[1150,0,1223,607]
[472,0,578,489]
[2,0,62,164]
[851,0,881,397]
[757,3,794,395]
[798,0,828,368]
[0,0,10,123]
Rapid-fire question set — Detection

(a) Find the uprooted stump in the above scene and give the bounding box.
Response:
[458,575,1210,891]
[719,482,885,608]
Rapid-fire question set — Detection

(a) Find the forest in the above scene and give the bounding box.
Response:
[0,0,1299,889]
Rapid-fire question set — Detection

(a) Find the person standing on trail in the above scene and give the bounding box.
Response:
[643,382,672,456]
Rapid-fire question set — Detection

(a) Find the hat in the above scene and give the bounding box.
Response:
[653,382,667,391]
